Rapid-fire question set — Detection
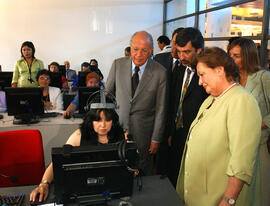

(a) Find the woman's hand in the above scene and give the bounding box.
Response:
[11,83,17,88]
[29,183,49,202]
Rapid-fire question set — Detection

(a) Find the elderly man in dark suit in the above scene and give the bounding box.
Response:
[167,27,208,187]
[106,31,167,175]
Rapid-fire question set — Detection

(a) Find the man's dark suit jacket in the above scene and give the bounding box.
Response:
[153,52,173,84]
[167,63,208,186]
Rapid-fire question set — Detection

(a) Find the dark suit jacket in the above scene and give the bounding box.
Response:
[154,52,173,84]
[168,64,208,140]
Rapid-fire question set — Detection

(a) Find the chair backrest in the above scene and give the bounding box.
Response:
[0,129,45,187]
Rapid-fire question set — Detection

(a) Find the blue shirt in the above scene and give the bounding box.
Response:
[71,75,79,87]
[71,94,79,108]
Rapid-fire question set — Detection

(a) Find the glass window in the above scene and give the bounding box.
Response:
[205,41,230,51]
[199,0,263,11]
[166,0,195,20]
[198,5,262,38]
[165,17,195,38]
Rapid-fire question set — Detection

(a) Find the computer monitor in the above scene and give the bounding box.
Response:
[78,71,90,87]
[58,65,66,77]
[52,142,137,205]
[5,87,44,124]
[0,72,13,89]
[49,72,62,89]
[78,87,99,114]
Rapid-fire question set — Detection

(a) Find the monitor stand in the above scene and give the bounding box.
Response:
[13,114,40,125]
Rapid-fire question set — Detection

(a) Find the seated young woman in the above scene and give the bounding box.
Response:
[37,69,63,112]
[30,99,125,202]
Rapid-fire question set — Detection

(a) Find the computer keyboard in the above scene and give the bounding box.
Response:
[40,112,61,118]
[0,193,25,206]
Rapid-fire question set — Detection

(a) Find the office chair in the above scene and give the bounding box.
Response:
[0,129,45,187]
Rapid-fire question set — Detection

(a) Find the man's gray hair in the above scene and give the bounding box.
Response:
[130,31,153,48]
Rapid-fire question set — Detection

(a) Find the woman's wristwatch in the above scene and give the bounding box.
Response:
[224,196,236,205]
[39,180,50,186]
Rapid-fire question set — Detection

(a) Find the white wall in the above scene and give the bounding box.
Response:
[0,0,163,80]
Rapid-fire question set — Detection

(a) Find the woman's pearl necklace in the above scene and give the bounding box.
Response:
[214,82,237,100]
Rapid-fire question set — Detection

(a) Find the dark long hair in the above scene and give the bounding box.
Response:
[80,109,124,145]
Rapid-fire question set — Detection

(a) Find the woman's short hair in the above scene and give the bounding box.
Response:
[36,69,51,81]
[197,47,240,82]
[227,38,260,74]
[20,41,35,58]
[49,62,60,69]
[86,72,101,83]
[80,109,124,145]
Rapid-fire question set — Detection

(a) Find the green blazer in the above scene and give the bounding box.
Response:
[176,86,261,206]
[246,70,270,144]
[12,57,44,87]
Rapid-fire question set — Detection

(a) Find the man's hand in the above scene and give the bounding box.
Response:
[149,142,159,154]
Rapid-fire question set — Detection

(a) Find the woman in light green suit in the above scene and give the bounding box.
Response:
[229,38,270,206]
[11,41,44,88]
[176,47,261,206]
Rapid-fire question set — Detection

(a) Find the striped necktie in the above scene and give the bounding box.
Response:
[175,68,192,129]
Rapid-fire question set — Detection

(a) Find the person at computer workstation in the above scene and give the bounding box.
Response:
[90,59,104,80]
[63,72,101,118]
[64,60,76,82]
[37,69,63,112]
[49,62,69,89]
[11,41,44,88]
[30,96,125,202]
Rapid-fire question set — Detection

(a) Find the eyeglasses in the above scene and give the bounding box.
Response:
[39,77,50,80]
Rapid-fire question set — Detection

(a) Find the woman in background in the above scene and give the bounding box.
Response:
[37,70,63,112]
[30,98,124,202]
[49,62,69,89]
[12,41,44,87]
[176,47,261,206]
[228,38,270,206]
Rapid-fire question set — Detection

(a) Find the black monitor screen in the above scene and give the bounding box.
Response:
[78,71,90,87]
[58,65,66,77]
[78,87,99,114]
[0,72,13,89]
[52,142,137,205]
[49,72,62,89]
[5,87,44,116]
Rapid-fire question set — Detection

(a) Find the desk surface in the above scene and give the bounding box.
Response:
[0,176,184,206]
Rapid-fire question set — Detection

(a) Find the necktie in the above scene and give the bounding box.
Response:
[175,68,192,129]
[132,66,140,97]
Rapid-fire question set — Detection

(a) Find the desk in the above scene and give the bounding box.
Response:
[0,176,185,206]
[0,114,83,166]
